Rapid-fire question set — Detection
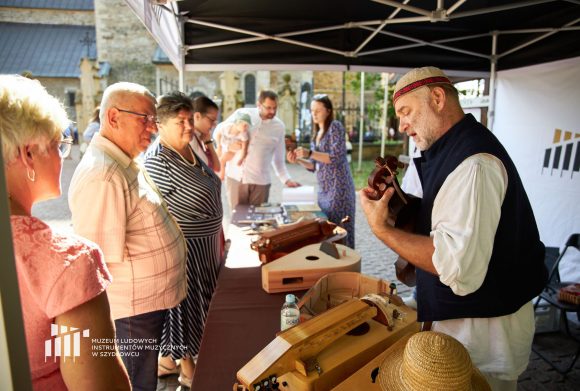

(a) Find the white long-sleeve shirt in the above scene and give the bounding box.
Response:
[214,108,291,185]
[428,152,534,380]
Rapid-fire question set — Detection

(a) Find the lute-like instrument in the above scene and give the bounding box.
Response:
[367,156,420,287]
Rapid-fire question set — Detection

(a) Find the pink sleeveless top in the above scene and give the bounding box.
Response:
[10,216,112,390]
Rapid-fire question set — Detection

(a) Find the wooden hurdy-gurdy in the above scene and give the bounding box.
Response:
[250,219,347,264]
[235,296,418,391]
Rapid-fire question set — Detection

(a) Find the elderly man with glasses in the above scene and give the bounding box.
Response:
[69,82,187,391]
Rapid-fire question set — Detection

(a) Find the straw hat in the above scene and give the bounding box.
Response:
[393,66,452,103]
[378,332,491,391]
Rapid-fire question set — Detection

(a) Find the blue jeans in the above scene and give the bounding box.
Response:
[115,309,166,391]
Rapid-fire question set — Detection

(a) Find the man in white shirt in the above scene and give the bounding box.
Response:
[360,67,547,390]
[215,90,300,210]
[69,82,187,391]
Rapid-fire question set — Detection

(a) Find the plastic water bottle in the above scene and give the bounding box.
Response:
[281,294,300,331]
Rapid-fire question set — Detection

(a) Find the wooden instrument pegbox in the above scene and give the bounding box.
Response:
[367,156,404,201]
[367,155,419,225]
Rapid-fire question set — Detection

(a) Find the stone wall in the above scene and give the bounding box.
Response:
[94,0,158,91]
[35,77,81,123]
[0,7,94,25]
[155,65,221,98]
[312,71,343,101]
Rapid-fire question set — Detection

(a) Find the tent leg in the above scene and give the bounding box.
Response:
[487,32,498,132]
[357,72,365,172]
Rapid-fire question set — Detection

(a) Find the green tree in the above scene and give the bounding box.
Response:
[347,72,396,136]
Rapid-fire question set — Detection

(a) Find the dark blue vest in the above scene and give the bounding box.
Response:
[414,114,547,322]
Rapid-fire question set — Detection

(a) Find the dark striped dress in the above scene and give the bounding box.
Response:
[144,140,223,360]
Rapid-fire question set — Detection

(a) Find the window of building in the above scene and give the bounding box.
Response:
[244,74,256,105]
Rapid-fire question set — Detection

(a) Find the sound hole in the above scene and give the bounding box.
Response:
[346,322,370,336]
[305,255,319,261]
[371,367,380,383]
[282,277,303,285]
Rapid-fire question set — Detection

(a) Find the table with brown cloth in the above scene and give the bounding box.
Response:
[191,263,305,390]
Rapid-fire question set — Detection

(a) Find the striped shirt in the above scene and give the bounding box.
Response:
[69,133,187,320]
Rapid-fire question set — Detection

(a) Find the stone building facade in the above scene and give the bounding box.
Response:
[0,3,95,128]
[0,0,380,141]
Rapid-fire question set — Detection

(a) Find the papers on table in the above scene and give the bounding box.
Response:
[282,185,316,205]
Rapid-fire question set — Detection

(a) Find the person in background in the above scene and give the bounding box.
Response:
[63,123,78,145]
[83,106,101,143]
[69,82,187,391]
[217,112,252,176]
[80,106,100,156]
[0,75,130,390]
[191,95,228,262]
[190,96,220,173]
[287,94,356,248]
[360,66,547,390]
[215,90,300,211]
[144,91,223,389]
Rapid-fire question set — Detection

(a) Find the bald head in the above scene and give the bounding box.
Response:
[99,82,157,158]
[100,82,155,125]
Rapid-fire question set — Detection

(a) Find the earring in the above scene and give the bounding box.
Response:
[26,168,36,182]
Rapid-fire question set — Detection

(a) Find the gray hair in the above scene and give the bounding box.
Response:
[99,82,155,123]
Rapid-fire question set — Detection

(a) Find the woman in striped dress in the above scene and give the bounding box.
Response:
[143,91,223,388]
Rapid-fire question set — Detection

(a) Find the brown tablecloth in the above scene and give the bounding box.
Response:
[191,264,305,390]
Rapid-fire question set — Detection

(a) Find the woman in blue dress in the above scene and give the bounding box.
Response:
[287,94,356,248]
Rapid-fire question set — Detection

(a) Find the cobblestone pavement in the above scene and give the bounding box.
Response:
[31,147,579,390]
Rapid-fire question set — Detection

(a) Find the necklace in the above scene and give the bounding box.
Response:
[160,139,208,176]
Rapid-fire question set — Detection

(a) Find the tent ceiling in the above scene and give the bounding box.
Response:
[130,0,580,76]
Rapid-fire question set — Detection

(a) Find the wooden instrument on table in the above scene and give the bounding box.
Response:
[298,272,401,322]
[235,298,419,391]
[367,156,420,287]
[251,218,347,264]
[261,244,361,293]
[332,333,414,391]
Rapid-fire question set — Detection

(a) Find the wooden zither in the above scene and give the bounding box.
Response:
[235,298,419,391]
[250,219,347,264]
[261,243,361,293]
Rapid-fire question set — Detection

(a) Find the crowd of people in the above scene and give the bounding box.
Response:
[1,65,548,391]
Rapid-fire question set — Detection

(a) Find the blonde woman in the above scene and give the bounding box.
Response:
[0,75,130,390]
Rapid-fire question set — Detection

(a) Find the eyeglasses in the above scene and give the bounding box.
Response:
[59,137,74,159]
[115,107,158,125]
[312,94,328,100]
[204,115,218,124]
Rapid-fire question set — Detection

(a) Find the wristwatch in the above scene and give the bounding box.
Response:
[204,139,215,145]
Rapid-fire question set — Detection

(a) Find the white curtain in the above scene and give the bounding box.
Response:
[494,56,580,248]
